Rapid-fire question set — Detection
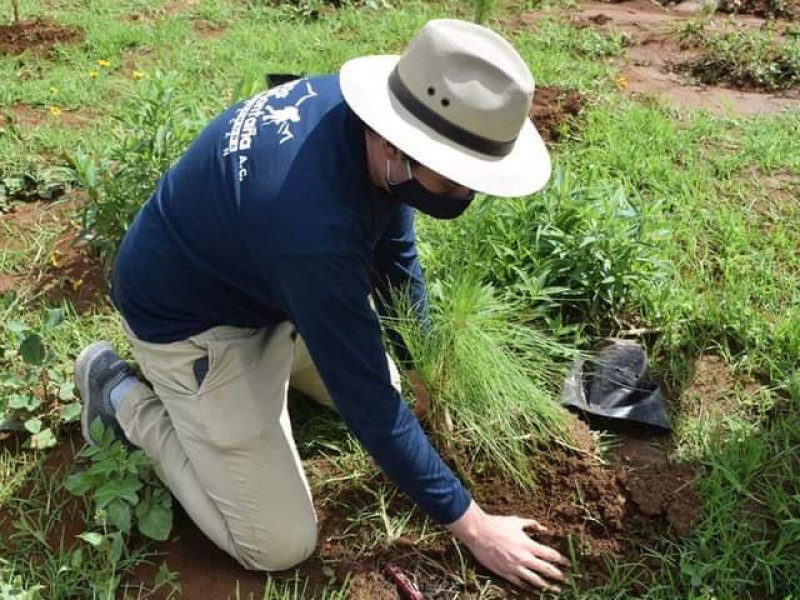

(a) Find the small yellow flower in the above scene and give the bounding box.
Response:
[89,70,99,79]
[49,251,60,267]
[96,59,111,67]
[615,75,629,90]
[71,278,84,291]
[132,70,145,80]
[49,105,62,117]
[49,86,59,94]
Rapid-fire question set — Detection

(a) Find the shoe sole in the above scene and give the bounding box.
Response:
[76,340,113,446]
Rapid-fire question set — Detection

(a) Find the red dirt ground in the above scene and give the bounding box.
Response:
[568,0,800,114]
[529,87,586,143]
[0,18,83,56]
[0,416,700,599]
[0,198,109,313]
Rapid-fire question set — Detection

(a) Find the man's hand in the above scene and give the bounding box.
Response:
[405,369,431,420]
[447,501,570,592]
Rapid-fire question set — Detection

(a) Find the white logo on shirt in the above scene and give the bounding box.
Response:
[223,79,318,182]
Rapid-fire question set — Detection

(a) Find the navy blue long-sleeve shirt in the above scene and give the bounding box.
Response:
[110,74,471,525]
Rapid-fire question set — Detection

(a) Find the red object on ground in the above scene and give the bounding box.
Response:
[384,562,425,600]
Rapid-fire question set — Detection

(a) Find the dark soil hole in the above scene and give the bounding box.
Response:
[0,18,83,56]
[529,86,587,143]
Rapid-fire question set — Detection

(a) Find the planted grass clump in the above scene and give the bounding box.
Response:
[682,22,800,90]
[392,277,578,491]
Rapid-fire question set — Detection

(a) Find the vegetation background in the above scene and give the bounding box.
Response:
[1,0,799,597]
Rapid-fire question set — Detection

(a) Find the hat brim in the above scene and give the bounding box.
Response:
[340,55,551,199]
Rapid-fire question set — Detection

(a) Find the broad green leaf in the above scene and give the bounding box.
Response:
[60,402,82,422]
[77,532,105,547]
[29,428,57,449]
[8,393,39,410]
[58,382,75,401]
[70,547,84,569]
[136,490,172,541]
[65,471,94,496]
[6,320,28,335]
[24,418,42,434]
[106,499,132,533]
[44,308,65,330]
[95,478,142,508]
[89,417,105,443]
[19,334,46,366]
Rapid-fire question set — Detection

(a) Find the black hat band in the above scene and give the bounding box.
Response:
[388,67,516,158]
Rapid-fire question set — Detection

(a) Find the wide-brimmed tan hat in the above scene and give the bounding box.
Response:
[340,19,550,198]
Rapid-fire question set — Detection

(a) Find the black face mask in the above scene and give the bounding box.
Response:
[386,160,475,220]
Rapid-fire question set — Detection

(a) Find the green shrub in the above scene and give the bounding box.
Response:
[684,23,800,90]
[71,73,206,266]
[420,168,670,332]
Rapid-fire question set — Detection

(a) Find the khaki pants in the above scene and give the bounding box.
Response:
[116,320,399,571]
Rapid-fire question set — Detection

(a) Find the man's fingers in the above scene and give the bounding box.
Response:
[515,566,561,593]
[522,556,566,583]
[522,518,547,533]
[530,540,570,566]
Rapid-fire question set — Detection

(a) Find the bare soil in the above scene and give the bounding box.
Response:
[529,86,587,143]
[0,18,83,56]
[569,0,800,114]
[0,198,109,313]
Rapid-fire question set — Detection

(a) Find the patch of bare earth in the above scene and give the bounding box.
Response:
[0,197,108,313]
[0,18,83,56]
[571,0,800,114]
[0,392,701,598]
[678,354,765,424]
[192,19,227,39]
[529,86,587,142]
[4,103,93,129]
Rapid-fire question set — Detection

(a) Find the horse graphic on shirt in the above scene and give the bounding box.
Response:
[261,81,318,144]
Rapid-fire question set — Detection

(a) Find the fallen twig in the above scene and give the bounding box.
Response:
[384,562,425,600]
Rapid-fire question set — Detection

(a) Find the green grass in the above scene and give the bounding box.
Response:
[2,0,800,597]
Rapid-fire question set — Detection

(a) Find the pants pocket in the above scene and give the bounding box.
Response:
[196,325,294,450]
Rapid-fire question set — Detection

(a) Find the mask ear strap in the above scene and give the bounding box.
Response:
[386,157,413,187]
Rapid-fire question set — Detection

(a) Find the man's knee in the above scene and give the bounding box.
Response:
[235,521,318,572]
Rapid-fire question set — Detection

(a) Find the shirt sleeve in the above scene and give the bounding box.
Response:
[271,251,471,525]
[371,204,430,371]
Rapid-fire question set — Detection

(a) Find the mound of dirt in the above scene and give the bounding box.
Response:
[529,86,587,142]
[0,18,83,56]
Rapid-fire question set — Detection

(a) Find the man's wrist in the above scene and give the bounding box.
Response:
[446,499,484,546]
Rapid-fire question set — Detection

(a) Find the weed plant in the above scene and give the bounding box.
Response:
[71,72,206,266]
[1,308,82,449]
[419,168,669,333]
[684,22,800,90]
[390,276,577,490]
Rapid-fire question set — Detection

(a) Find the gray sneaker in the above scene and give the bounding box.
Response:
[75,341,136,447]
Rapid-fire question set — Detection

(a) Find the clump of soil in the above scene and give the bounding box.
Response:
[529,86,587,142]
[0,18,83,56]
